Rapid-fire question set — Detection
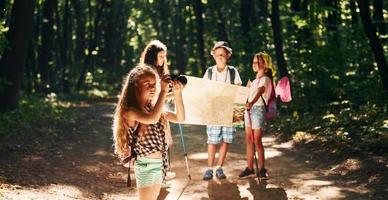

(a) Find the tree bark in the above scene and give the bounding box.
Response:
[372,0,385,35]
[38,0,56,93]
[270,0,289,78]
[192,0,205,75]
[0,0,35,111]
[356,0,388,95]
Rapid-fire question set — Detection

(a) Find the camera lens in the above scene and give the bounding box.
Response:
[170,75,187,85]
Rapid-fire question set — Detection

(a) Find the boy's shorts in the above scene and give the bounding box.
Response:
[134,157,163,188]
[244,105,266,129]
[206,126,236,144]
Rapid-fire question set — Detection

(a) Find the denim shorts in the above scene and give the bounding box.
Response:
[206,126,236,144]
[134,157,163,188]
[244,105,266,129]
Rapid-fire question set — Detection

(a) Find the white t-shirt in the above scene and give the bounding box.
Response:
[248,76,273,106]
[203,65,242,85]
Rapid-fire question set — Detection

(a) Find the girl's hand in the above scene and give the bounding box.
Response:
[246,79,252,88]
[160,75,171,93]
[245,102,253,111]
[171,80,184,94]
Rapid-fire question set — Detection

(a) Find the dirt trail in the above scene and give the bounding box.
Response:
[0,99,385,200]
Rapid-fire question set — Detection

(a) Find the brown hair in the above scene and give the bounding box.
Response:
[140,40,168,76]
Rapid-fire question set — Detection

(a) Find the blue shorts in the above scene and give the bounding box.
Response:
[134,157,163,188]
[206,126,236,144]
[244,105,266,129]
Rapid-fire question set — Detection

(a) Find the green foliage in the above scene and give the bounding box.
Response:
[271,100,388,155]
[0,94,75,141]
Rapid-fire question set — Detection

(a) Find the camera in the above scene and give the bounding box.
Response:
[169,75,187,85]
[167,75,187,93]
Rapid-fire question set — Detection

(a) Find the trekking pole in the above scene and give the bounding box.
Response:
[247,109,260,181]
[178,124,191,179]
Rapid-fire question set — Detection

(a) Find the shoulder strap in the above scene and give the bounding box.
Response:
[207,67,213,80]
[228,66,236,85]
[260,95,268,112]
[127,122,140,187]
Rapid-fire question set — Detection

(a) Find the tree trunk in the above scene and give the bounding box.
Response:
[172,1,187,75]
[60,0,70,93]
[372,0,385,35]
[0,0,35,111]
[356,0,388,95]
[192,0,205,75]
[38,0,56,93]
[76,0,106,91]
[349,0,358,28]
[0,0,5,19]
[240,0,252,39]
[71,0,86,69]
[270,0,289,78]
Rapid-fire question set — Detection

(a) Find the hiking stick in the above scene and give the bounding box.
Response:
[178,124,191,179]
[247,109,260,180]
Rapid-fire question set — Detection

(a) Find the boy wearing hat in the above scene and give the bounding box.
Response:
[202,41,242,180]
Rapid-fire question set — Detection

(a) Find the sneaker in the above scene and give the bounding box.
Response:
[239,167,255,178]
[161,181,171,188]
[259,168,268,179]
[203,169,213,180]
[215,167,226,179]
[165,171,176,181]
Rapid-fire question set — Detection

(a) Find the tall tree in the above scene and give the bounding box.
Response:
[71,0,86,71]
[0,0,5,19]
[0,0,35,111]
[59,0,70,92]
[38,0,57,93]
[372,0,385,35]
[192,0,205,75]
[270,0,289,78]
[356,0,388,95]
[76,0,107,90]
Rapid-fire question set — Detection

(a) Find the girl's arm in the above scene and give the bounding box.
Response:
[126,75,170,124]
[246,86,265,110]
[165,81,185,123]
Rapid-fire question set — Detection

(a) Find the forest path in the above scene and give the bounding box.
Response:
[0,99,385,200]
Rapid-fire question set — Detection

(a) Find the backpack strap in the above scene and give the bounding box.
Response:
[127,123,139,187]
[207,66,236,85]
[207,67,213,80]
[228,66,236,85]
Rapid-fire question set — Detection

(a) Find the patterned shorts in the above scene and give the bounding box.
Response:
[206,126,236,144]
[244,105,266,129]
[134,157,163,188]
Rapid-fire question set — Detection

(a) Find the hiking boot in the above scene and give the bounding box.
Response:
[203,169,213,180]
[165,171,176,181]
[239,167,255,178]
[259,168,268,179]
[215,167,226,179]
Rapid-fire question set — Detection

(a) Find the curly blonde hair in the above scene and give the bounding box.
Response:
[254,52,276,78]
[112,63,157,156]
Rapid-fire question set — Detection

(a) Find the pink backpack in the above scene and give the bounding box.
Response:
[263,76,292,120]
[275,76,292,103]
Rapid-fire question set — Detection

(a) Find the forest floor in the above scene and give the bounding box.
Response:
[0,98,387,200]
